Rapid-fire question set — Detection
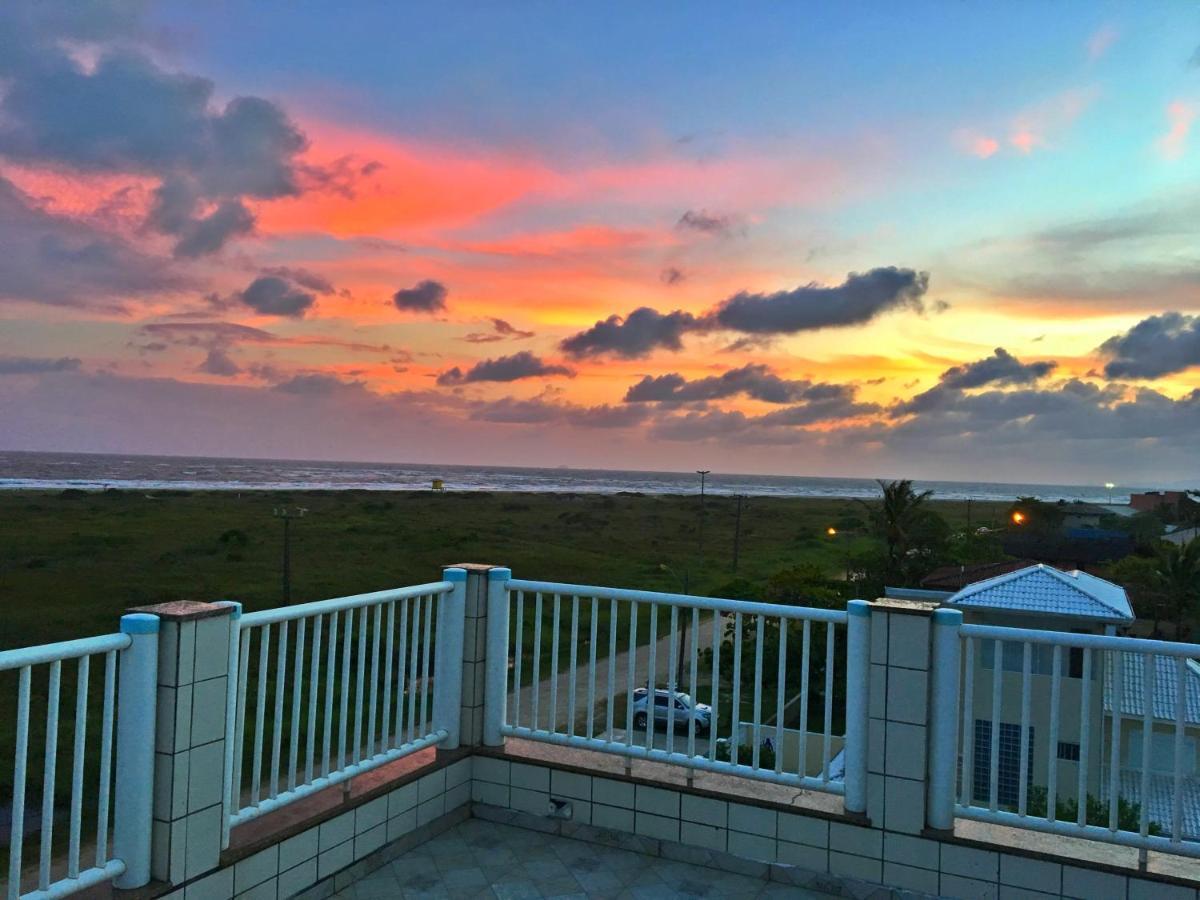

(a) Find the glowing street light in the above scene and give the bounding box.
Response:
[826,526,838,537]
[1105,482,1116,503]
[1011,511,1026,525]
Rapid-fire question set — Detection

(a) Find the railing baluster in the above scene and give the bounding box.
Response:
[394,601,408,743]
[1047,645,1061,822]
[1140,652,1154,838]
[709,611,721,763]
[288,619,305,791]
[626,600,637,750]
[688,607,699,760]
[568,595,579,738]
[354,606,368,762]
[821,622,834,783]
[233,628,251,804]
[587,596,598,740]
[512,591,524,729]
[731,612,742,767]
[323,612,338,776]
[606,597,617,741]
[1109,650,1123,832]
[989,639,1002,811]
[775,617,787,774]
[645,602,658,751]
[1174,654,1186,843]
[532,592,543,732]
[549,593,561,734]
[270,620,288,799]
[67,654,90,877]
[961,637,974,805]
[381,602,395,751]
[667,605,678,755]
[420,594,434,735]
[752,614,764,769]
[368,604,382,756]
[339,610,352,770]
[96,650,116,867]
[799,620,810,777]
[252,626,269,805]
[8,665,31,900]
[306,614,322,784]
[407,598,422,744]
[1018,642,1032,817]
[40,658,61,890]
[1078,648,1092,828]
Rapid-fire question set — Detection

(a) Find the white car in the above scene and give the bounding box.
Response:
[631,688,712,735]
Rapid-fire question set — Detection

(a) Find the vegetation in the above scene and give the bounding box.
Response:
[1025,785,1161,835]
[1155,538,1200,640]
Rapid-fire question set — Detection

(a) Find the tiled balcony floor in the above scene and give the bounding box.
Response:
[332,818,831,899]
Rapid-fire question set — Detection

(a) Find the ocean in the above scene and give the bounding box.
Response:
[0,450,1130,504]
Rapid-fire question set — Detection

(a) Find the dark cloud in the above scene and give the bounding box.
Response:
[0,355,81,375]
[661,267,686,286]
[0,175,185,308]
[463,318,535,343]
[393,280,448,313]
[0,5,311,258]
[140,321,276,348]
[560,307,702,360]
[939,347,1057,389]
[437,351,574,386]
[677,209,739,236]
[1100,312,1200,379]
[470,397,651,428]
[273,373,367,396]
[711,267,930,334]
[234,276,315,318]
[624,363,854,406]
[198,348,239,377]
[260,266,337,295]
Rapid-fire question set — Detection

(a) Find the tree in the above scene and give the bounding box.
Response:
[856,479,940,585]
[1105,555,1164,633]
[1156,539,1200,640]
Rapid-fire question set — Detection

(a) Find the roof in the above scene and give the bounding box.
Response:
[920,559,1037,592]
[944,563,1133,622]
[1105,770,1200,841]
[1103,653,1200,725]
[1164,526,1200,546]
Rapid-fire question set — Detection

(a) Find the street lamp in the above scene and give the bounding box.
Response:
[273,506,308,604]
[1011,510,1026,526]
[1105,482,1115,504]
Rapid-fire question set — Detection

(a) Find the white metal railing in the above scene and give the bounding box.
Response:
[222,575,465,842]
[2,615,158,900]
[929,610,1200,859]
[484,571,870,811]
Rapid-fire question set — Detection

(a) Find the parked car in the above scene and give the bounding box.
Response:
[631,688,712,734]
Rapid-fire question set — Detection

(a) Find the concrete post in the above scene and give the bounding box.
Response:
[843,600,872,815]
[434,568,467,749]
[483,567,512,746]
[445,563,504,748]
[128,600,236,885]
[928,607,963,832]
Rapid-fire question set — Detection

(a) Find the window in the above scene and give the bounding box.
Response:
[1128,727,1198,774]
[973,720,1035,807]
[653,695,669,707]
[1057,742,1080,761]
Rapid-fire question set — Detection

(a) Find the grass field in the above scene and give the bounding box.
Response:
[0,488,1009,649]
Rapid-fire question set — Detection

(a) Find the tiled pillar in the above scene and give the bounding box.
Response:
[446,563,500,748]
[130,600,236,885]
[866,598,937,838]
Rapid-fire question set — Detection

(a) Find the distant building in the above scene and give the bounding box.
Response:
[920,559,1037,592]
[1130,491,1196,516]
[1059,501,1110,530]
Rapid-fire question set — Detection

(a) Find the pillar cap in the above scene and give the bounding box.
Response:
[120,613,160,634]
[126,600,235,621]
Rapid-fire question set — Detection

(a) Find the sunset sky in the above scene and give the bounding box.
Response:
[3,2,1200,485]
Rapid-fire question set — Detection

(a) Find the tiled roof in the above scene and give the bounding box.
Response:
[945,564,1133,622]
[1105,769,1200,841]
[1103,653,1200,725]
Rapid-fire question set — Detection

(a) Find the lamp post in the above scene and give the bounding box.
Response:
[696,470,711,561]
[1105,482,1115,504]
[273,506,308,604]
[660,564,691,685]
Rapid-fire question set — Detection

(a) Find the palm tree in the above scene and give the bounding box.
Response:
[1155,538,1200,639]
[857,479,935,584]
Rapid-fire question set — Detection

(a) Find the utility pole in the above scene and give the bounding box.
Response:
[696,470,711,562]
[274,506,307,604]
[732,494,744,572]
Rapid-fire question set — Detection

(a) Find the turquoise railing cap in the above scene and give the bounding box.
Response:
[120,613,160,634]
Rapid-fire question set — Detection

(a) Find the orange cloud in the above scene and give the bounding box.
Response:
[1158,101,1194,160]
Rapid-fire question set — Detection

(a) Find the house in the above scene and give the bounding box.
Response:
[1130,490,1198,518]
[891,563,1200,835]
[1059,501,1110,530]
[920,558,1037,592]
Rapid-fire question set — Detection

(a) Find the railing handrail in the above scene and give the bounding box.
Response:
[0,632,130,672]
[961,622,1200,659]
[239,581,454,628]
[505,578,848,623]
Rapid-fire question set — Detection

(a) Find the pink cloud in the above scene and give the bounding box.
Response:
[1086,25,1119,62]
[1158,101,1195,160]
